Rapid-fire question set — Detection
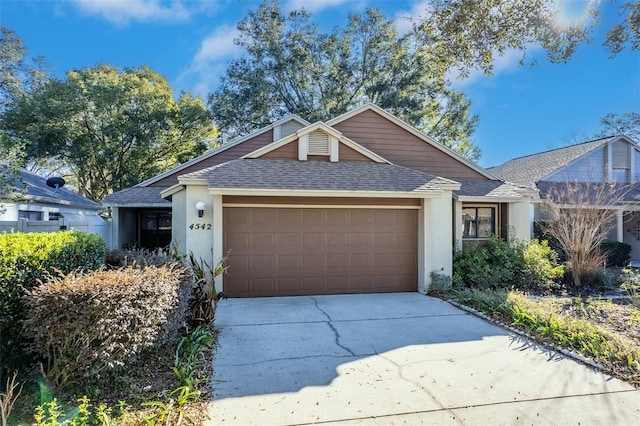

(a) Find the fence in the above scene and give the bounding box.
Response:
[0,218,111,247]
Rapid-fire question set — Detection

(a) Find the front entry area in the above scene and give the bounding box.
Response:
[223,206,418,297]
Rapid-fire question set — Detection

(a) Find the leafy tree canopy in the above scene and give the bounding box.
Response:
[596,112,640,141]
[415,0,637,77]
[0,27,47,200]
[2,64,218,201]
[209,2,481,161]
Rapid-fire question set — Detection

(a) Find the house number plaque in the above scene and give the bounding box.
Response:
[189,223,212,230]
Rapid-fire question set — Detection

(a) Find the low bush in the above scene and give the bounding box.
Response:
[453,237,564,291]
[23,261,193,389]
[601,240,631,267]
[0,231,107,383]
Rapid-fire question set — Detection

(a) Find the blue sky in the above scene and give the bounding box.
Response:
[1,0,638,168]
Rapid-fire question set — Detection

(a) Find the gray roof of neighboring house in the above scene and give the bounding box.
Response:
[536,181,640,204]
[182,159,459,193]
[488,136,616,188]
[102,186,170,207]
[7,169,100,209]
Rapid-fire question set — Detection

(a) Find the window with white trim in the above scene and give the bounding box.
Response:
[18,210,43,221]
[462,206,496,238]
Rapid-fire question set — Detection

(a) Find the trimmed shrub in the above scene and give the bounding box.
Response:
[23,261,194,388]
[601,240,631,267]
[0,231,107,382]
[453,236,524,289]
[520,239,565,291]
[453,237,564,292]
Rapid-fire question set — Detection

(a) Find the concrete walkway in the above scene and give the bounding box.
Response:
[206,293,640,425]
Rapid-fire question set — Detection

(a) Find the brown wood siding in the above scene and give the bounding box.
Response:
[224,207,418,297]
[339,144,375,162]
[223,196,421,207]
[150,130,274,186]
[260,140,298,160]
[333,110,487,181]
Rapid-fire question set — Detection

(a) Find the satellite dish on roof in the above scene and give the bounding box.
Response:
[46,177,66,192]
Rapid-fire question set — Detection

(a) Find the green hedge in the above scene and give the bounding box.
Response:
[453,237,564,291]
[24,262,194,388]
[0,231,107,382]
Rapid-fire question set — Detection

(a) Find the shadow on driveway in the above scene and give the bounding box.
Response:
[209,293,640,425]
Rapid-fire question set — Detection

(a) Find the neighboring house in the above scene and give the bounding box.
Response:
[0,169,106,237]
[489,135,640,262]
[104,103,535,296]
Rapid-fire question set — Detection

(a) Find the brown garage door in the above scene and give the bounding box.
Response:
[223,207,418,297]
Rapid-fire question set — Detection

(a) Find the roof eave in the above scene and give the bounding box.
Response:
[208,188,445,198]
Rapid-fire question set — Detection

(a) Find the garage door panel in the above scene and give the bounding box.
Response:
[277,209,301,225]
[277,255,299,269]
[302,232,324,246]
[227,232,250,247]
[350,254,371,267]
[351,276,372,289]
[303,209,324,225]
[303,255,324,268]
[302,277,324,291]
[224,207,418,297]
[277,278,300,292]
[351,232,371,246]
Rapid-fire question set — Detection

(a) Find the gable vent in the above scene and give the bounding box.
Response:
[308,130,330,155]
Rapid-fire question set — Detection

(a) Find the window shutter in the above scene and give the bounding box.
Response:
[308,130,330,155]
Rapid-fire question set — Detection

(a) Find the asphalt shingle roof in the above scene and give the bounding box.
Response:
[488,137,615,188]
[102,186,170,206]
[455,180,527,198]
[183,159,459,193]
[8,170,100,209]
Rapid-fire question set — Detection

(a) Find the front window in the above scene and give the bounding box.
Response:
[462,207,496,238]
[18,210,43,221]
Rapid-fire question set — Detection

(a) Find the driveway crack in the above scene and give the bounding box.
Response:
[310,296,356,356]
[378,354,468,426]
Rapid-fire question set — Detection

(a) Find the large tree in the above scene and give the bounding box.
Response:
[0,28,47,200]
[2,65,218,201]
[209,3,481,161]
[596,112,640,141]
[415,0,638,78]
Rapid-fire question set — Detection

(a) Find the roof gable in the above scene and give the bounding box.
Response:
[489,135,635,188]
[326,104,492,181]
[244,121,389,164]
[137,115,309,188]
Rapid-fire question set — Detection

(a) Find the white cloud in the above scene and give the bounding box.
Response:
[393,0,431,35]
[193,25,241,67]
[284,0,354,13]
[177,25,241,97]
[71,0,192,25]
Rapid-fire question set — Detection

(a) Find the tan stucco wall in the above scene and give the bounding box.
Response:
[419,192,454,293]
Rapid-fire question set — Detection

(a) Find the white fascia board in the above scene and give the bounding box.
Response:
[176,177,210,186]
[326,103,497,180]
[208,188,444,198]
[103,202,171,208]
[243,132,299,158]
[160,184,185,199]
[454,195,525,203]
[338,135,390,164]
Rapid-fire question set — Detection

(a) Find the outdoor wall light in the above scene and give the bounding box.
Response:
[195,201,205,217]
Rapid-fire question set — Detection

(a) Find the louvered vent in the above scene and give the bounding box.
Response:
[308,130,330,155]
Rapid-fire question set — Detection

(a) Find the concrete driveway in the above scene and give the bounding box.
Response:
[207,293,640,425]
